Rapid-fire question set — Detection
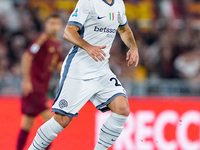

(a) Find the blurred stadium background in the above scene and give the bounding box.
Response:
[0,0,200,150]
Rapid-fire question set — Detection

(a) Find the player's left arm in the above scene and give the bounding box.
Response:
[118,24,139,67]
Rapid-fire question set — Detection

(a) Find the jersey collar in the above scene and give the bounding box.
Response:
[102,0,115,6]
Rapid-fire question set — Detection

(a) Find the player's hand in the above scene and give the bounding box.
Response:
[85,45,106,62]
[22,80,33,96]
[126,47,139,67]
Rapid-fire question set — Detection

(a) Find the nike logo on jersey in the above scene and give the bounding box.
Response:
[97,16,106,19]
[94,26,117,33]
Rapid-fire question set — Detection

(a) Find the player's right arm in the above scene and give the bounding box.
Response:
[63,0,106,62]
[21,33,48,96]
[63,25,106,62]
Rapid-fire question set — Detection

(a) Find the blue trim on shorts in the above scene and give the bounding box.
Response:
[52,108,78,118]
[52,27,85,107]
[119,21,128,28]
[96,93,127,112]
[68,21,83,30]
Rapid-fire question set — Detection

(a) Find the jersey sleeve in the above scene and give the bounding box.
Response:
[118,2,128,28]
[67,0,91,30]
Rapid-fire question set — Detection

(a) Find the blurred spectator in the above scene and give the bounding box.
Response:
[174,47,200,94]
[159,45,175,78]
[174,49,200,80]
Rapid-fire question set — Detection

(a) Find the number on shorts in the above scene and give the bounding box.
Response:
[110,77,121,86]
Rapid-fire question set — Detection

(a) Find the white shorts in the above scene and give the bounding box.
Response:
[52,72,127,117]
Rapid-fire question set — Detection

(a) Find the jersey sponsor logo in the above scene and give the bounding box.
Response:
[72,8,78,17]
[109,12,114,21]
[97,16,106,20]
[59,99,68,109]
[106,34,115,38]
[94,26,117,33]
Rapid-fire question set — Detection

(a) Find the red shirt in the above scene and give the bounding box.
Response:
[27,35,62,94]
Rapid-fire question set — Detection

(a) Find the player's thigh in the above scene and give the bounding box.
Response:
[91,73,128,115]
[40,109,52,122]
[21,115,35,131]
[108,96,130,116]
[52,77,96,117]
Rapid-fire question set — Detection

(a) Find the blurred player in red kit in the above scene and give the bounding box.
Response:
[16,14,63,150]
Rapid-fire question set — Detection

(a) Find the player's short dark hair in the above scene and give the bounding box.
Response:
[45,14,61,22]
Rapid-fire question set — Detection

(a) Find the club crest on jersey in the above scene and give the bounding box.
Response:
[72,8,78,17]
[109,12,114,21]
[59,99,68,109]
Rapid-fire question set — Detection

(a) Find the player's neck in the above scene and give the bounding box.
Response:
[45,32,58,41]
[105,0,113,4]
[47,35,58,41]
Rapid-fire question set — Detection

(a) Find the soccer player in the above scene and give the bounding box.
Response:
[16,14,63,150]
[28,0,139,149]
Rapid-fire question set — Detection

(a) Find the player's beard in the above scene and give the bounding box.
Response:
[51,31,57,37]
